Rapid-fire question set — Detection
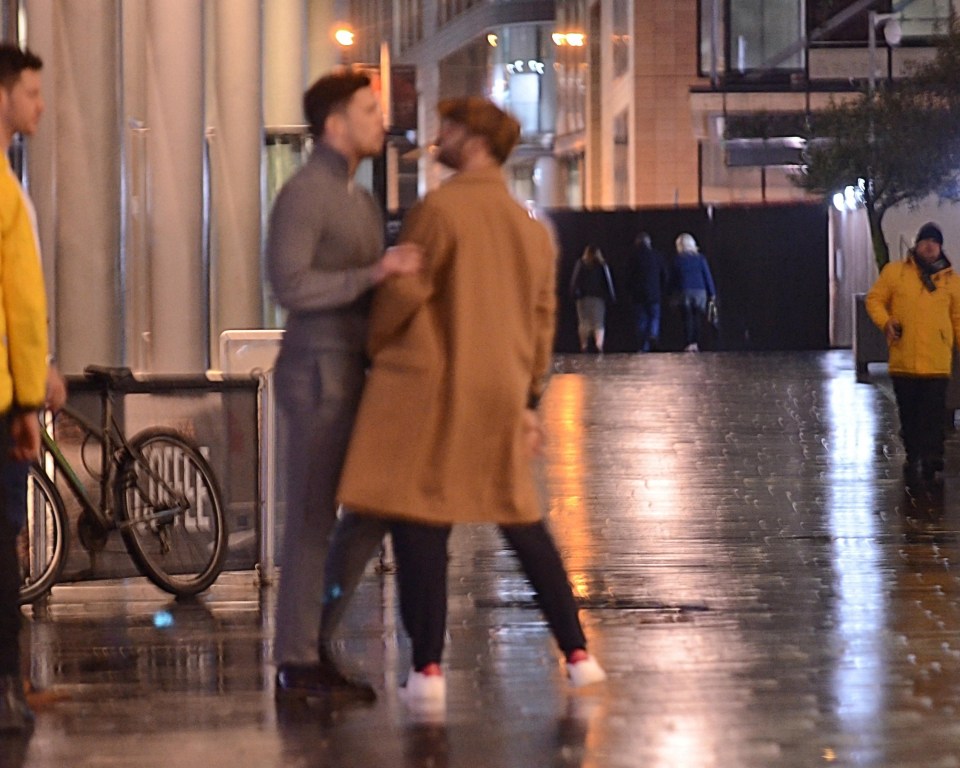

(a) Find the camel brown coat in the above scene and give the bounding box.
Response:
[337,166,556,526]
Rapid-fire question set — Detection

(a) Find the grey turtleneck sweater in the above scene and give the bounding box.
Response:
[266,142,384,352]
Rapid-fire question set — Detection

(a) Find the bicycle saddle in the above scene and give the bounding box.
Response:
[83,365,137,388]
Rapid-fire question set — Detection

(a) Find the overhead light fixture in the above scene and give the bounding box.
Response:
[333,26,355,46]
[553,32,585,47]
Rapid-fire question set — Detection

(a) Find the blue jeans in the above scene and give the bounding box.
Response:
[635,302,661,351]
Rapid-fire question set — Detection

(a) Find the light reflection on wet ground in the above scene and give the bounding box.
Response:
[8,350,960,767]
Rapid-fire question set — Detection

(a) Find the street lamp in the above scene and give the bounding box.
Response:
[868,12,902,96]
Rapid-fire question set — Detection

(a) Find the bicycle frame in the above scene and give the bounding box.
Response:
[38,386,176,536]
[39,404,112,528]
[20,365,231,602]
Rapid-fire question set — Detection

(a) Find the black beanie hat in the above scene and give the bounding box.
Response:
[916,222,944,246]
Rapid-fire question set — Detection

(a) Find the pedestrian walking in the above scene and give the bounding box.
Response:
[670,233,716,352]
[865,222,960,487]
[570,244,616,353]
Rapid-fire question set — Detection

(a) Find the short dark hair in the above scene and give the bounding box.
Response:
[437,97,520,164]
[0,44,42,90]
[303,70,371,137]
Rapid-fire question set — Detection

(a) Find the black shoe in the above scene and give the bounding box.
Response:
[0,675,34,735]
[275,656,376,704]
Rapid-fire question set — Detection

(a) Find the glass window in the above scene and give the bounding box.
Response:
[730,0,804,73]
[612,2,629,79]
[899,0,954,39]
[488,25,555,138]
[562,154,583,209]
[554,1,587,137]
[613,110,629,205]
[699,0,726,78]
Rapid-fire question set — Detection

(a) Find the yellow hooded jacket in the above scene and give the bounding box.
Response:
[865,254,960,377]
[0,156,48,412]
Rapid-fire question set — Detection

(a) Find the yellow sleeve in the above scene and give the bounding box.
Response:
[0,174,49,410]
[864,263,895,332]
[950,280,960,351]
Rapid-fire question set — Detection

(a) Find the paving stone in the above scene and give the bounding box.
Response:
[8,350,960,767]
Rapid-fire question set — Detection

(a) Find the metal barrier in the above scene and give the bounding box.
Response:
[57,370,260,583]
[218,330,283,584]
[853,293,888,383]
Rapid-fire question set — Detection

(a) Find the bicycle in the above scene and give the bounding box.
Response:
[17,365,228,603]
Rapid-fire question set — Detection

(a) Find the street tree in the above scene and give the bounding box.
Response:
[794,20,960,269]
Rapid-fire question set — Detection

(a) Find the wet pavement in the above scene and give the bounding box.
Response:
[8,350,960,767]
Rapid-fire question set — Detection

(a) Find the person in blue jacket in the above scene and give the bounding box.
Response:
[670,233,716,352]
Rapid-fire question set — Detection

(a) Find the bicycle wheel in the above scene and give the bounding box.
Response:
[116,429,227,596]
[18,464,69,604]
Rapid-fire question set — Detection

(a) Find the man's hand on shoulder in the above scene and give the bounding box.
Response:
[374,243,424,283]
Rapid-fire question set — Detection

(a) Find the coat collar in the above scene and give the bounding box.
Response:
[445,166,506,187]
[309,141,350,179]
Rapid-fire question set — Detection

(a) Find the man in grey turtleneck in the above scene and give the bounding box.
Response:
[266,70,421,702]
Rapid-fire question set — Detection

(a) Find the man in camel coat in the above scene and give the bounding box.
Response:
[338,97,605,712]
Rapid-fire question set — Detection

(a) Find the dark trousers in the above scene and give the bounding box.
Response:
[635,302,661,351]
[892,375,949,464]
[0,515,19,676]
[680,290,707,347]
[391,520,587,670]
[0,417,20,677]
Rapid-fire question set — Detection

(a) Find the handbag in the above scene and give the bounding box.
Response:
[706,297,719,327]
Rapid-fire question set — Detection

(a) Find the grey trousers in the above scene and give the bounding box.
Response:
[273,348,386,665]
[320,510,388,644]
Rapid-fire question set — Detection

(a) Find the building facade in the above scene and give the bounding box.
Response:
[342,0,956,209]
[9,0,958,374]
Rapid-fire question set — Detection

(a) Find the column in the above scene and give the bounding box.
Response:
[208,0,262,367]
[143,0,206,372]
[27,0,122,372]
[264,0,306,127]
[307,0,340,82]
[418,62,441,195]
[534,156,564,209]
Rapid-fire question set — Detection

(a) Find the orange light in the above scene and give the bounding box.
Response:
[553,32,585,47]
[334,26,355,46]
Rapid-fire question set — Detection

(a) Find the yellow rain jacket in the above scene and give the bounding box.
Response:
[0,156,49,412]
[865,253,960,377]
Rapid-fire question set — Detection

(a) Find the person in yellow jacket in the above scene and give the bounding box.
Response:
[0,44,51,735]
[866,222,960,487]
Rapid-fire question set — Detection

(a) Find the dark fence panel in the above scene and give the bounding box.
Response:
[712,204,829,351]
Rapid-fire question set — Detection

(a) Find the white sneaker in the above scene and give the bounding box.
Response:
[684,343,699,352]
[567,655,607,687]
[399,668,446,711]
